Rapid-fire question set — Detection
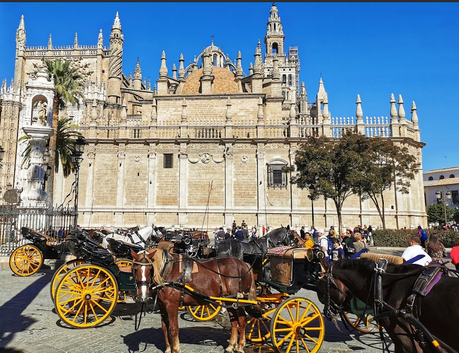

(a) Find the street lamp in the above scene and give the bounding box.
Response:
[308,184,317,228]
[71,136,86,228]
[0,146,5,168]
[435,190,452,227]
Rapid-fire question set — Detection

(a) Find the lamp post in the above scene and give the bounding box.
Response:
[0,146,5,168]
[71,136,86,229]
[435,190,452,227]
[308,184,317,228]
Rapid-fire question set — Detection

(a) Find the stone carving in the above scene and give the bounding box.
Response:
[38,102,47,125]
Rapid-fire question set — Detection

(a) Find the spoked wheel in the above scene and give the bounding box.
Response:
[50,259,86,300]
[270,297,324,353]
[114,258,133,303]
[246,286,280,343]
[246,305,277,343]
[9,245,43,276]
[187,302,222,321]
[54,264,118,328]
[342,311,379,334]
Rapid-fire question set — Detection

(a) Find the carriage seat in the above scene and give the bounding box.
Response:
[359,252,404,265]
[21,227,59,245]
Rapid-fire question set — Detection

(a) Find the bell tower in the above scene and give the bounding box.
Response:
[264,3,286,66]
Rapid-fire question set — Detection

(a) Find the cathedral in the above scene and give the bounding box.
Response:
[0,3,427,230]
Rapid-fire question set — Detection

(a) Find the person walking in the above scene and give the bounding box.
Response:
[425,233,447,262]
[417,225,428,249]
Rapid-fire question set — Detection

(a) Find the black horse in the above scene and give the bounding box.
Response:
[215,225,294,260]
[317,257,459,353]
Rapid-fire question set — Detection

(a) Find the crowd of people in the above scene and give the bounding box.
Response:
[213,220,459,270]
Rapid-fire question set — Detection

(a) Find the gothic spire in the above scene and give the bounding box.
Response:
[178,53,185,79]
[356,94,363,122]
[48,34,52,49]
[159,50,168,77]
[112,11,122,30]
[134,58,142,79]
[74,32,78,48]
[97,29,103,48]
[398,94,406,122]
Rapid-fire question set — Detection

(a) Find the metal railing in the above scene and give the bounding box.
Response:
[0,205,77,256]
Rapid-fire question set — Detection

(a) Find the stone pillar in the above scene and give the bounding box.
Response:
[20,124,54,208]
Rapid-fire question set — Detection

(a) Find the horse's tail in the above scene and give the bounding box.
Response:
[244,263,263,318]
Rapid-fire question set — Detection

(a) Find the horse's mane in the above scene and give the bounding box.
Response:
[334,258,424,277]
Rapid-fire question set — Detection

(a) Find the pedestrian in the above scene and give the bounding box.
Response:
[449,237,459,271]
[235,226,244,241]
[352,232,368,254]
[417,225,428,249]
[317,229,331,262]
[216,227,225,242]
[401,235,432,266]
[425,233,447,262]
[300,226,306,239]
[330,238,345,262]
[251,225,257,238]
[242,225,249,240]
[302,232,314,249]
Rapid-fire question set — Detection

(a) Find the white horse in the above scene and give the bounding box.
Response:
[101,225,157,249]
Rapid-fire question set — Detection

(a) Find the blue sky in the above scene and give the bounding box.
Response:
[1,2,458,173]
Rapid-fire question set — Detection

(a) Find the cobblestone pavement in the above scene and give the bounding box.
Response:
[0,248,430,353]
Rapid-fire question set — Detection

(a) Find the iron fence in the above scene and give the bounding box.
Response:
[0,205,77,256]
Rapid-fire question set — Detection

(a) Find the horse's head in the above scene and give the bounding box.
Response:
[316,257,353,321]
[130,249,157,302]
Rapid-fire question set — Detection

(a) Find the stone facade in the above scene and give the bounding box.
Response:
[0,4,427,230]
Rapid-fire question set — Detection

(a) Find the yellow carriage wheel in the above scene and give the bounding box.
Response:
[270,297,324,353]
[50,259,86,300]
[246,311,273,343]
[9,245,43,277]
[114,258,134,303]
[54,264,118,328]
[342,311,379,334]
[187,302,222,321]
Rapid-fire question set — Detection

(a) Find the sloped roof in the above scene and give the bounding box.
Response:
[181,67,239,94]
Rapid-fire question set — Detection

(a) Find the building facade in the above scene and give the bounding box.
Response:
[0,4,427,230]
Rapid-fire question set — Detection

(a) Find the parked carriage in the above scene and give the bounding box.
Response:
[51,229,325,352]
[9,227,69,277]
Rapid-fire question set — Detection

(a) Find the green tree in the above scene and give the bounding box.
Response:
[427,203,453,225]
[289,130,368,234]
[358,137,419,229]
[44,59,84,202]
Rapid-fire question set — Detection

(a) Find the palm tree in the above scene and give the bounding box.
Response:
[44,59,85,203]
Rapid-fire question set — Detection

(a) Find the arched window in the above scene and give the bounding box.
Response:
[428,176,434,181]
[267,159,288,189]
[213,54,218,66]
[439,175,445,180]
[282,74,286,84]
[288,74,292,86]
[450,174,455,178]
[272,43,278,54]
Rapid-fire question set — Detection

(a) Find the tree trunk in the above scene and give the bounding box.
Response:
[46,95,59,206]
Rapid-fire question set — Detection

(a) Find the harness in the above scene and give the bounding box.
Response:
[325,259,456,353]
[133,250,254,311]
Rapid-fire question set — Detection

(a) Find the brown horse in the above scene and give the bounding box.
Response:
[317,257,459,353]
[130,248,260,353]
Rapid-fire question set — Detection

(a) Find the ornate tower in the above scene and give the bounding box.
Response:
[107,12,123,105]
[264,2,286,66]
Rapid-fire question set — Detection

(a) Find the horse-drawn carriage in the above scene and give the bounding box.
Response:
[50,228,326,352]
[9,227,70,277]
